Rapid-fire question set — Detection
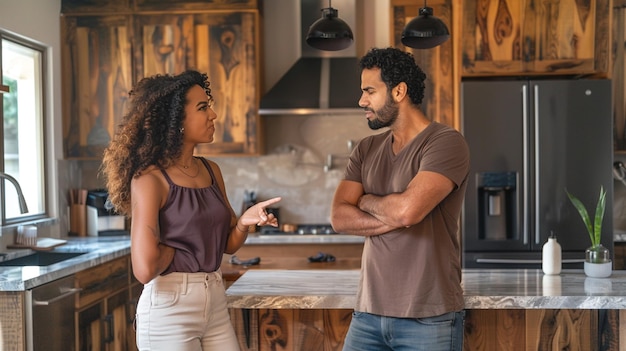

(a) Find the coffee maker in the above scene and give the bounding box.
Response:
[86,189,128,236]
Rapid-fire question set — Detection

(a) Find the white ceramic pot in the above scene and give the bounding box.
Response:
[584,261,612,278]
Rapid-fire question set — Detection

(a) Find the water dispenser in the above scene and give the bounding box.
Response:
[477,172,517,241]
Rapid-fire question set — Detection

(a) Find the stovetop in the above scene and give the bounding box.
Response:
[259,224,337,235]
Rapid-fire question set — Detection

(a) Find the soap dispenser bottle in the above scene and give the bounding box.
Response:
[542,231,562,275]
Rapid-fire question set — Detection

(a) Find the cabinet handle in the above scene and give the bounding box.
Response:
[522,84,529,245]
[127,297,138,323]
[33,288,82,306]
[101,313,115,344]
[533,84,541,246]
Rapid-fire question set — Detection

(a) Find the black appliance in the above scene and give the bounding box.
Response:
[461,79,613,268]
[86,189,129,236]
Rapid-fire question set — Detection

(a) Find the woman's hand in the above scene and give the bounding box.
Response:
[240,197,282,228]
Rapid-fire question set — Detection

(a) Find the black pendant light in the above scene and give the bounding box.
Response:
[401,1,450,49]
[306,0,354,51]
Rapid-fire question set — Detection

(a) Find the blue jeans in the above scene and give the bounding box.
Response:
[342,310,465,351]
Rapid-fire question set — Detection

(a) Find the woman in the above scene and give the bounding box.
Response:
[101,70,279,350]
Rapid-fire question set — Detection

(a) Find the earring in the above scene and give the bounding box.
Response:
[180,127,185,134]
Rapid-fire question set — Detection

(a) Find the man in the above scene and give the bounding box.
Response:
[331,47,469,351]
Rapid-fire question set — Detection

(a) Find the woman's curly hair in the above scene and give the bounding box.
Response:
[100,70,212,216]
[359,47,427,106]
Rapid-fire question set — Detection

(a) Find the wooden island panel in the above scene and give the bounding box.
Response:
[465,309,599,350]
[229,309,352,351]
[227,270,626,350]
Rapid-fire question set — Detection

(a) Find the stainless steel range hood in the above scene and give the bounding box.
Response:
[259,0,362,115]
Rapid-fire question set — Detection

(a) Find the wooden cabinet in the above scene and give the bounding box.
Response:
[74,255,137,351]
[463,309,624,350]
[461,0,611,77]
[60,15,133,159]
[61,0,261,159]
[391,0,458,130]
[133,11,260,155]
[229,308,617,351]
[229,308,352,351]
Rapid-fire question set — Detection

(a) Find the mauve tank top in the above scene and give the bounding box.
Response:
[159,157,232,274]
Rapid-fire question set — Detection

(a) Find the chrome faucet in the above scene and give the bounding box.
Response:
[0,172,28,213]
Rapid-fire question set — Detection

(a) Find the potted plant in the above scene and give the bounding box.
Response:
[566,186,611,278]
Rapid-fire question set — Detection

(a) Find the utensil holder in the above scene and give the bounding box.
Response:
[70,204,87,236]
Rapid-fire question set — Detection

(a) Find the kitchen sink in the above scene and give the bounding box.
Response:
[0,251,88,266]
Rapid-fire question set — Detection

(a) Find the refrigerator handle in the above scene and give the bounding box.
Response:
[522,84,529,245]
[533,84,540,245]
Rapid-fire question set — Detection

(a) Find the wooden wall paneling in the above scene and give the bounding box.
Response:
[614,7,626,151]
[192,11,260,156]
[390,0,457,130]
[464,309,525,351]
[61,15,133,159]
[461,0,525,75]
[259,309,294,351]
[133,0,258,12]
[462,0,610,76]
[133,11,260,156]
[620,310,626,349]
[594,0,612,76]
[526,0,598,74]
[525,309,596,351]
[601,310,620,350]
[133,14,194,79]
[292,310,324,351]
[323,309,352,351]
[230,308,260,351]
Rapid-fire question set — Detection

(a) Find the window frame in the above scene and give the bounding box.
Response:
[0,31,49,226]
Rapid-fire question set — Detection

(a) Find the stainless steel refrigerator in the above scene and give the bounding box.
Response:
[461,79,613,268]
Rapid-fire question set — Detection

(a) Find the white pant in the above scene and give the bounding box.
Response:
[135,271,240,351]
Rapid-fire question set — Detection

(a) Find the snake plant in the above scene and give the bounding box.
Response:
[565,186,606,248]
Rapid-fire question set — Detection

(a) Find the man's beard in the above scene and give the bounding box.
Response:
[367,94,399,130]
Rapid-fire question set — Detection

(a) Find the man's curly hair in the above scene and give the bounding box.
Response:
[359,47,427,106]
[100,70,212,216]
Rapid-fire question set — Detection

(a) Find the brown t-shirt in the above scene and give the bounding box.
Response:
[159,158,232,274]
[344,122,469,318]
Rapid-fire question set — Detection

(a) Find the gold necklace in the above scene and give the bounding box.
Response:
[175,158,200,178]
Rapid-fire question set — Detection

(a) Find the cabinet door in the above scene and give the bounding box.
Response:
[134,11,260,156]
[391,0,457,129]
[61,15,133,159]
[103,289,130,351]
[77,302,104,351]
[461,0,527,75]
[462,0,609,76]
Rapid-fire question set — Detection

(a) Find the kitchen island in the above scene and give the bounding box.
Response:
[226,269,626,351]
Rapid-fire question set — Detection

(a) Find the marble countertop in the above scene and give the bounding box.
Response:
[226,269,626,310]
[0,236,131,291]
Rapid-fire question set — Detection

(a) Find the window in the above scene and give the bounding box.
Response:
[1,33,46,225]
